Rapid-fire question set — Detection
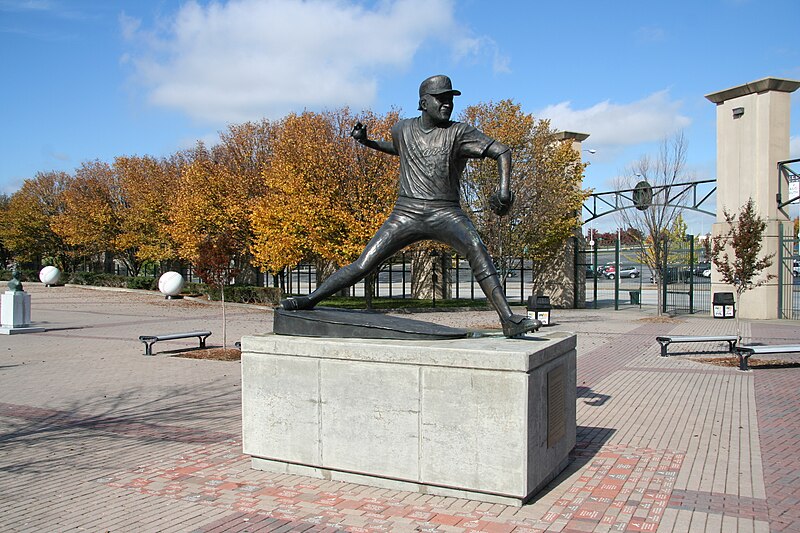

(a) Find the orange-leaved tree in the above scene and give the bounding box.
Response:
[52,160,123,271]
[169,143,263,275]
[250,108,398,291]
[113,155,181,271]
[0,171,74,270]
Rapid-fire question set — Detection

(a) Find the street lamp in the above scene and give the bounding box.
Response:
[583,149,597,154]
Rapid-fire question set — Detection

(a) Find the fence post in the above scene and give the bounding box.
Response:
[572,237,579,309]
[614,237,620,310]
[592,245,598,309]
[662,239,668,314]
[778,223,784,318]
[689,235,695,314]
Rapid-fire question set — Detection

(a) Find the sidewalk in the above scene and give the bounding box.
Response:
[0,284,798,532]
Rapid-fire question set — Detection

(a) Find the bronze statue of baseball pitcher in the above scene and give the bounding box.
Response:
[282,75,540,337]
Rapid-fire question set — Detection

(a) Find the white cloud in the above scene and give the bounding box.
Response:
[123,0,493,123]
[538,90,691,148]
[791,135,800,158]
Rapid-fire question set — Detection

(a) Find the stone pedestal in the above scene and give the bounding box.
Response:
[241,332,577,506]
[0,291,44,334]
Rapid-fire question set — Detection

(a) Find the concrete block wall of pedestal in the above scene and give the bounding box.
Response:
[241,332,577,505]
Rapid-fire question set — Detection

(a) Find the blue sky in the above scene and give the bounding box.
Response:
[1,0,799,234]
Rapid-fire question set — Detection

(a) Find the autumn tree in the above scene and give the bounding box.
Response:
[51,160,121,271]
[113,155,180,271]
[615,132,693,314]
[212,119,273,180]
[0,171,75,270]
[169,145,264,277]
[459,100,588,296]
[250,108,398,292]
[711,198,775,341]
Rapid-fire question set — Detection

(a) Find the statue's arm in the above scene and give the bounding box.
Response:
[486,141,514,215]
[351,122,398,155]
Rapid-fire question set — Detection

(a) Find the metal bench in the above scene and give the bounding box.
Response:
[138,331,212,356]
[655,335,738,357]
[735,344,800,371]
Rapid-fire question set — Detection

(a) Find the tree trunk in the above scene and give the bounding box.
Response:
[411,251,450,300]
[365,271,375,310]
[221,284,227,349]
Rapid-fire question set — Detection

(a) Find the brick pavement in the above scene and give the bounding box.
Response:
[0,284,798,532]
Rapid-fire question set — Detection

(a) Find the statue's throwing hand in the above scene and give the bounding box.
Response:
[489,191,515,216]
[351,122,368,143]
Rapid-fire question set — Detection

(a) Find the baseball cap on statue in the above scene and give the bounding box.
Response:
[419,75,461,98]
[418,75,461,110]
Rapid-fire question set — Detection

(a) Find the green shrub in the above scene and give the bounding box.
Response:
[181,282,206,295]
[0,269,37,282]
[67,271,99,285]
[66,272,138,288]
[126,276,158,290]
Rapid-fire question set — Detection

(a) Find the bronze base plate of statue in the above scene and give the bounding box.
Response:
[274,308,473,340]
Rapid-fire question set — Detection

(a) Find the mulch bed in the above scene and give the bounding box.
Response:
[692,356,800,369]
[638,317,684,324]
[174,348,241,361]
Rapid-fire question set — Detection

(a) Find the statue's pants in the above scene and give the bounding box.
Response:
[307,196,498,303]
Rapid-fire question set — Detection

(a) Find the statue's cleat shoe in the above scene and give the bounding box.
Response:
[501,314,541,338]
[280,296,314,310]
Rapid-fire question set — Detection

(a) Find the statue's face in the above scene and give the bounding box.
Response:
[421,93,454,124]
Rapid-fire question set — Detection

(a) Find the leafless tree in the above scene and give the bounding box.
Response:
[615,132,693,314]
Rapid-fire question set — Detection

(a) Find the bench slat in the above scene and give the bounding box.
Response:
[656,335,738,357]
[139,331,212,355]
[656,335,738,343]
[139,331,212,342]
[737,345,800,355]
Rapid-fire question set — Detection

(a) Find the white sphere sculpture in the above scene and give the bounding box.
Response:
[158,271,185,297]
[39,266,61,285]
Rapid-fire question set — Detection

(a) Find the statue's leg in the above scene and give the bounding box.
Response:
[432,209,540,337]
[281,210,419,310]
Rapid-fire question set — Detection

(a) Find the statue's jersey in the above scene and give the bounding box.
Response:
[390,117,493,202]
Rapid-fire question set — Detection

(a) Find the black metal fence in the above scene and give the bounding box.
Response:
[282,252,536,304]
[661,237,711,315]
[577,235,711,314]
[778,226,800,319]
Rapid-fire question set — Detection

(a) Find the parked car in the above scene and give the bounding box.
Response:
[694,262,710,276]
[604,265,640,279]
[702,269,711,278]
[585,265,598,278]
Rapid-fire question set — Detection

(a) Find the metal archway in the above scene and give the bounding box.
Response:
[583,179,716,223]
